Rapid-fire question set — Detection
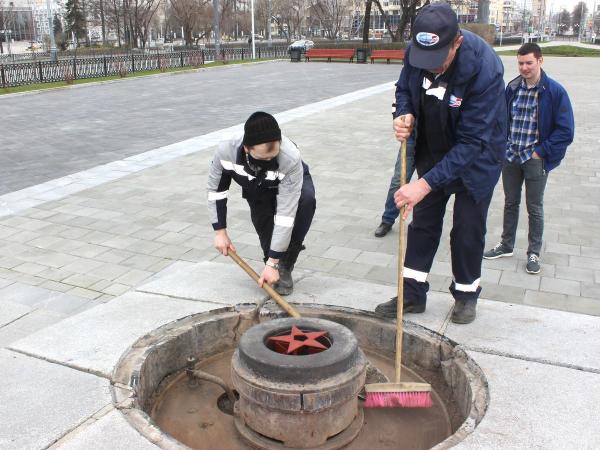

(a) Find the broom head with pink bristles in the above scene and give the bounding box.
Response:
[363,381,433,408]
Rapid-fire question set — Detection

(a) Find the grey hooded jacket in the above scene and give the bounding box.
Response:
[207,134,304,258]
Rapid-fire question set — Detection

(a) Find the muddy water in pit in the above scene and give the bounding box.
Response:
[151,349,452,450]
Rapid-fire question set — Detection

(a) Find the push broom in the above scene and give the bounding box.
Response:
[364,138,433,409]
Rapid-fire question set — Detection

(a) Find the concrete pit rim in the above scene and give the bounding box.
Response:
[110,304,490,450]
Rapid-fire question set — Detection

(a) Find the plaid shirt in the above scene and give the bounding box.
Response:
[506,79,539,163]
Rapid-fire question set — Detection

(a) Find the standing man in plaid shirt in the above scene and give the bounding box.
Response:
[484,43,574,274]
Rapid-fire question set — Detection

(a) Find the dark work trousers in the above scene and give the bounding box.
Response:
[500,158,548,256]
[248,162,316,260]
[404,188,493,306]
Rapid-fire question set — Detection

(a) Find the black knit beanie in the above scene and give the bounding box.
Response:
[242,112,281,147]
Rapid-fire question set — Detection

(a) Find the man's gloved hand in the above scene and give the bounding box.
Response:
[393,114,415,142]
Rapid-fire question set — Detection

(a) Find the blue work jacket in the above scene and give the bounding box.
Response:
[395,30,508,202]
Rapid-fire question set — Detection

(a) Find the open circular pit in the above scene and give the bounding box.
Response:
[111,305,489,450]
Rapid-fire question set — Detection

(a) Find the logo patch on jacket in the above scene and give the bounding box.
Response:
[416,32,439,46]
[449,95,462,108]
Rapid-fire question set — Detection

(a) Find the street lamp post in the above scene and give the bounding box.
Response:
[213,0,221,58]
[521,0,526,43]
[267,0,272,48]
[251,0,256,59]
[46,0,57,61]
[578,1,585,41]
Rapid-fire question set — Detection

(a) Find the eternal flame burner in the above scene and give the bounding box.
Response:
[231,317,367,449]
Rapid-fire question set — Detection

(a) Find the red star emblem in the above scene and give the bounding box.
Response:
[267,326,329,355]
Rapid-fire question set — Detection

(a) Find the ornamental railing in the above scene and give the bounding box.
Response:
[0,47,288,88]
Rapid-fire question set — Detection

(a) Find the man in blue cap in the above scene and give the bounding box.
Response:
[374,2,507,324]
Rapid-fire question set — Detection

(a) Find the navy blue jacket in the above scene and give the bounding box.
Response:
[506,70,574,172]
[395,30,507,202]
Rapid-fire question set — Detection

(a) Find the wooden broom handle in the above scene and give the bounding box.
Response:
[395,139,408,384]
[228,250,301,318]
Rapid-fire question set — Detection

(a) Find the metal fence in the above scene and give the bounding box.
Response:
[0,46,289,88]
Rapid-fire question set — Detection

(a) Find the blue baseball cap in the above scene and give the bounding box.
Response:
[410,3,459,70]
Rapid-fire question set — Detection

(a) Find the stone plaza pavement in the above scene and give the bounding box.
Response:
[0,57,599,448]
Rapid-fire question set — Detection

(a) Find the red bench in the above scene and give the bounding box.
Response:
[305,48,355,63]
[370,49,405,64]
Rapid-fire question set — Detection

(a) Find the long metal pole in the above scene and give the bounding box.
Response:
[46,0,57,61]
[522,0,527,43]
[213,0,220,58]
[267,0,272,47]
[579,0,585,41]
[251,0,256,59]
[499,8,504,45]
[593,0,597,38]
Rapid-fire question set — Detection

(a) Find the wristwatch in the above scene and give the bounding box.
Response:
[265,260,280,270]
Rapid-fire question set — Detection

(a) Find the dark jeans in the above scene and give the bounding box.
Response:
[381,137,416,225]
[248,162,316,260]
[500,158,548,256]
[404,188,493,306]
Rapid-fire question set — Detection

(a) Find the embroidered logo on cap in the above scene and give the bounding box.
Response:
[416,32,440,46]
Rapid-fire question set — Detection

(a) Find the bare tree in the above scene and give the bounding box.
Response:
[120,0,160,47]
[0,0,6,54]
[557,9,570,34]
[170,0,210,44]
[309,0,348,39]
[571,1,587,35]
[254,0,269,37]
[363,0,425,43]
[106,0,123,46]
[88,0,109,44]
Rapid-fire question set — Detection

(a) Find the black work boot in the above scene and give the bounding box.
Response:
[274,243,304,296]
[374,296,426,319]
[374,222,393,238]
[451,300,477,324]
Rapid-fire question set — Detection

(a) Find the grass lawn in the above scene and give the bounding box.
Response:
[496,45,600,57]
[0,58,280,96]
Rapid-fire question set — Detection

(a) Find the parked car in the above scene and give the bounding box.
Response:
[288,39,314,53]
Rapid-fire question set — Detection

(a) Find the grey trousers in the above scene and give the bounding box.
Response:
[500,158,548,256]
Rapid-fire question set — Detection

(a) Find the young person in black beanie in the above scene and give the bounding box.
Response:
[207,111,316,295]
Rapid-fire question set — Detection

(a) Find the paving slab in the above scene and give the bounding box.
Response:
[363,286,600,373]
[8,291,223,377]
[455,351,600,450]
[0,348,111,450]
[0,281,74,308]
[290,272,453,332]
[437,298,600,372]
[291,272,395,309]
[136,260,268,305]
[293,271,600,372]
[52,409,158,450]
[0,300,31,327]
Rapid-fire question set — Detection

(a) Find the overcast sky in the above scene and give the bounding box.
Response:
[550,0,598,14]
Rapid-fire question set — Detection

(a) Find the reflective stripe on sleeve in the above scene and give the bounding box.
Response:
[274,215,294,227]
[265,171,286,181]
[220,159,233,170]
[208,190,228,201]
[220,160,255,180]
